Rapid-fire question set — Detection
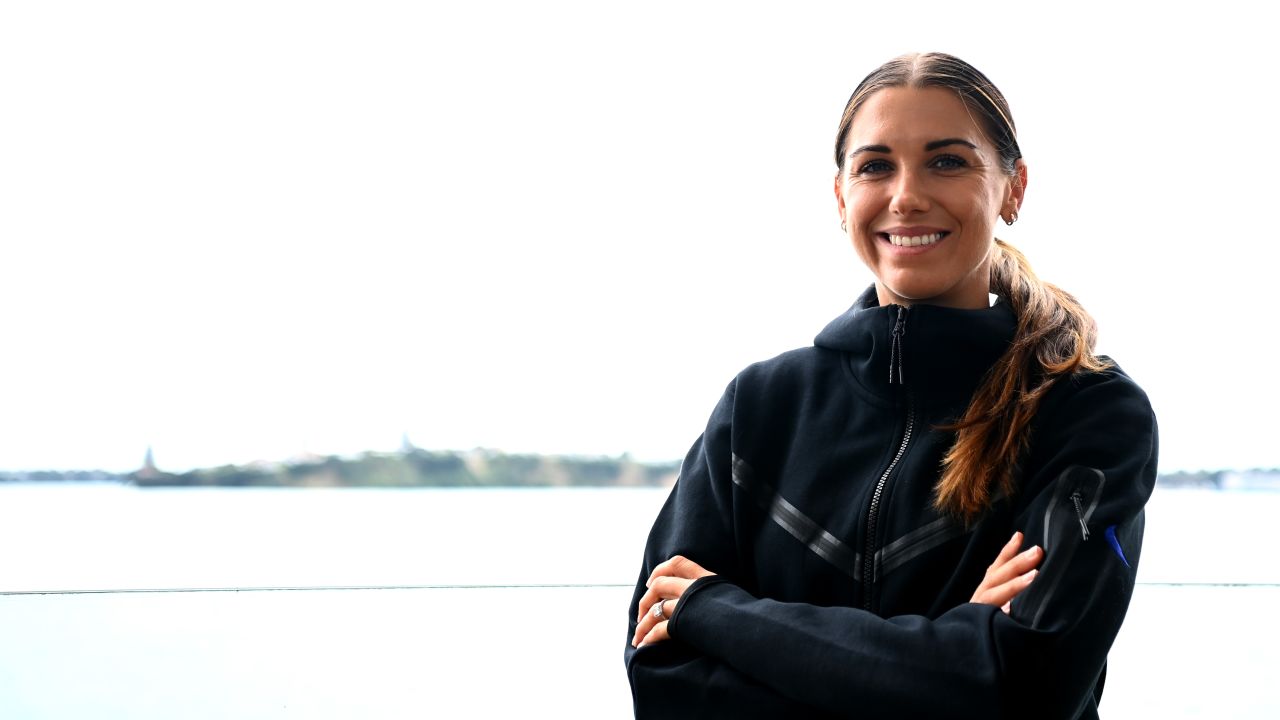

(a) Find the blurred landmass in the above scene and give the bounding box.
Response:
[0,448,681,488]
[0,454,1276,489]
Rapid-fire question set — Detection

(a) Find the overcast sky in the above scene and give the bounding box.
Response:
[1,1,1274,474]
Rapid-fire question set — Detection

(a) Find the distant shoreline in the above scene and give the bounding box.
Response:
[0,449,681,489]
[1,454,1276,490]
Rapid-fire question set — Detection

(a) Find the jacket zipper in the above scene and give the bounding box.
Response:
[864,305,913,610]
[1070,490,1091,541]
[889,306,907,385]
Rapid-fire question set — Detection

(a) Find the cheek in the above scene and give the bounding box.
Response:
[845,190,884,231]
[970,183,1009,221]
[842,189,888,265]
[944,191,999,238]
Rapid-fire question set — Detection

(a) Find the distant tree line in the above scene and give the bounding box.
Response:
[0,470,120,483]
[1,458,1271,490]
[119,449,681,488]
[1155,470,1223,488]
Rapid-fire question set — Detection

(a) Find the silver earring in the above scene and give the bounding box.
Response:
[1004,211,1018,226]
[841,221,847,232]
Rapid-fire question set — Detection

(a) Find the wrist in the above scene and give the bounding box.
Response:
[667,574,732,638]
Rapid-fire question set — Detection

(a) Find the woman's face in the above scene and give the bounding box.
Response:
[834,86,1026,309]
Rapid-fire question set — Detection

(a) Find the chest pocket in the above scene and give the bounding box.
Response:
[1014,466,1106,628]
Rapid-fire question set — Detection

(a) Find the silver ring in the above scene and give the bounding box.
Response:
[651,600,666,621]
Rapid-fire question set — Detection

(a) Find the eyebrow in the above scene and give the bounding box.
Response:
[847,144,890,157]
[925,138,978,151]
[847,138,979,158]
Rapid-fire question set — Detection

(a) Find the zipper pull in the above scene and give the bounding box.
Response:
[1070,491,1091,541]
[889,306,907,385]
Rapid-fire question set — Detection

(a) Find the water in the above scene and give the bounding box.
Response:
[0,484,1276,718]
[0,484,667,590]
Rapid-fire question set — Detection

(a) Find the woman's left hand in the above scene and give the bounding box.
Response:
[631,555,716,648]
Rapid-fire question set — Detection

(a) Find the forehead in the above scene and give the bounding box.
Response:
[846,86,989,149]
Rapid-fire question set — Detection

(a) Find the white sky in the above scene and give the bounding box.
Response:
[1,1,1274,474]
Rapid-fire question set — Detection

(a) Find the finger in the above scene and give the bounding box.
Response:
[649,576,692,600]
[636,585,661,622]
[1001,601,1011,614]
[978,568,1038,608]
[990,532,1024,569]
[637,619,671,648]
[636,576,692,624]
[636,579,659,621]
[632,599,661,646]
[632,599,672,647]
[646,555,713,587]
[972,550,1040,605]
[646,556,688,587]
[996,545,1043,579]
[983,545,1044,589]
[973,536,1032,604]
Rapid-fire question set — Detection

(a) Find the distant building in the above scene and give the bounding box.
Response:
[136,446,161,481]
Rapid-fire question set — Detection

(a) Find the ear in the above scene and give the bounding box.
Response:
[834,172,847,221]
[1009,159,1028,213]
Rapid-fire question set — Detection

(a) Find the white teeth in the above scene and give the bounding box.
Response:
[887,233,943,247]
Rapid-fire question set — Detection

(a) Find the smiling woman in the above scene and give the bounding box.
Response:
[836,86,1023,310]
[623,53,1158,719]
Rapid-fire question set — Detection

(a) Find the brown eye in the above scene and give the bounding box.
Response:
[931,155,967,169]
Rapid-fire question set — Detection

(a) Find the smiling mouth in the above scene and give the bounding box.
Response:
[879,231,949,248]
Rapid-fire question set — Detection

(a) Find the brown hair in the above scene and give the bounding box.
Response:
[834,53,1110,521]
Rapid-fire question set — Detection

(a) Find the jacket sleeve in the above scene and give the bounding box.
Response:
[631,369,1157,719]
[624,380,830,718]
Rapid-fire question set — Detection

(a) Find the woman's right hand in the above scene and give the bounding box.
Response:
[970,531,1043,613]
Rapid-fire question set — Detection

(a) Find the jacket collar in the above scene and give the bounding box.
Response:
[814,285,1017,404]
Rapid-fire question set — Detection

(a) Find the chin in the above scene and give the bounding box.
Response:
[881,279,946,304]
[881,280,972,308]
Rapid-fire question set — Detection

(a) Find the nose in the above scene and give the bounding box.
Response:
[889,168,930,216]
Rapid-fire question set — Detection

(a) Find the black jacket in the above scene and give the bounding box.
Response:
[624,287,1158,719]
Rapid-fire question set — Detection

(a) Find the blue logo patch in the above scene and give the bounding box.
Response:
[1104,525,1130,568]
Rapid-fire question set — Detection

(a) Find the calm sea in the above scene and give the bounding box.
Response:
[0,484,1275,718]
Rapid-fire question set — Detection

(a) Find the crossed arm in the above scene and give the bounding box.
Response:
[624,369,1156,718]
[632,531,1043,649]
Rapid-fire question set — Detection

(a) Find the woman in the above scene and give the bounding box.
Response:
[623,53,1157,719]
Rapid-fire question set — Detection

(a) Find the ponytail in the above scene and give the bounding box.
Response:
[933,239,1111,522]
